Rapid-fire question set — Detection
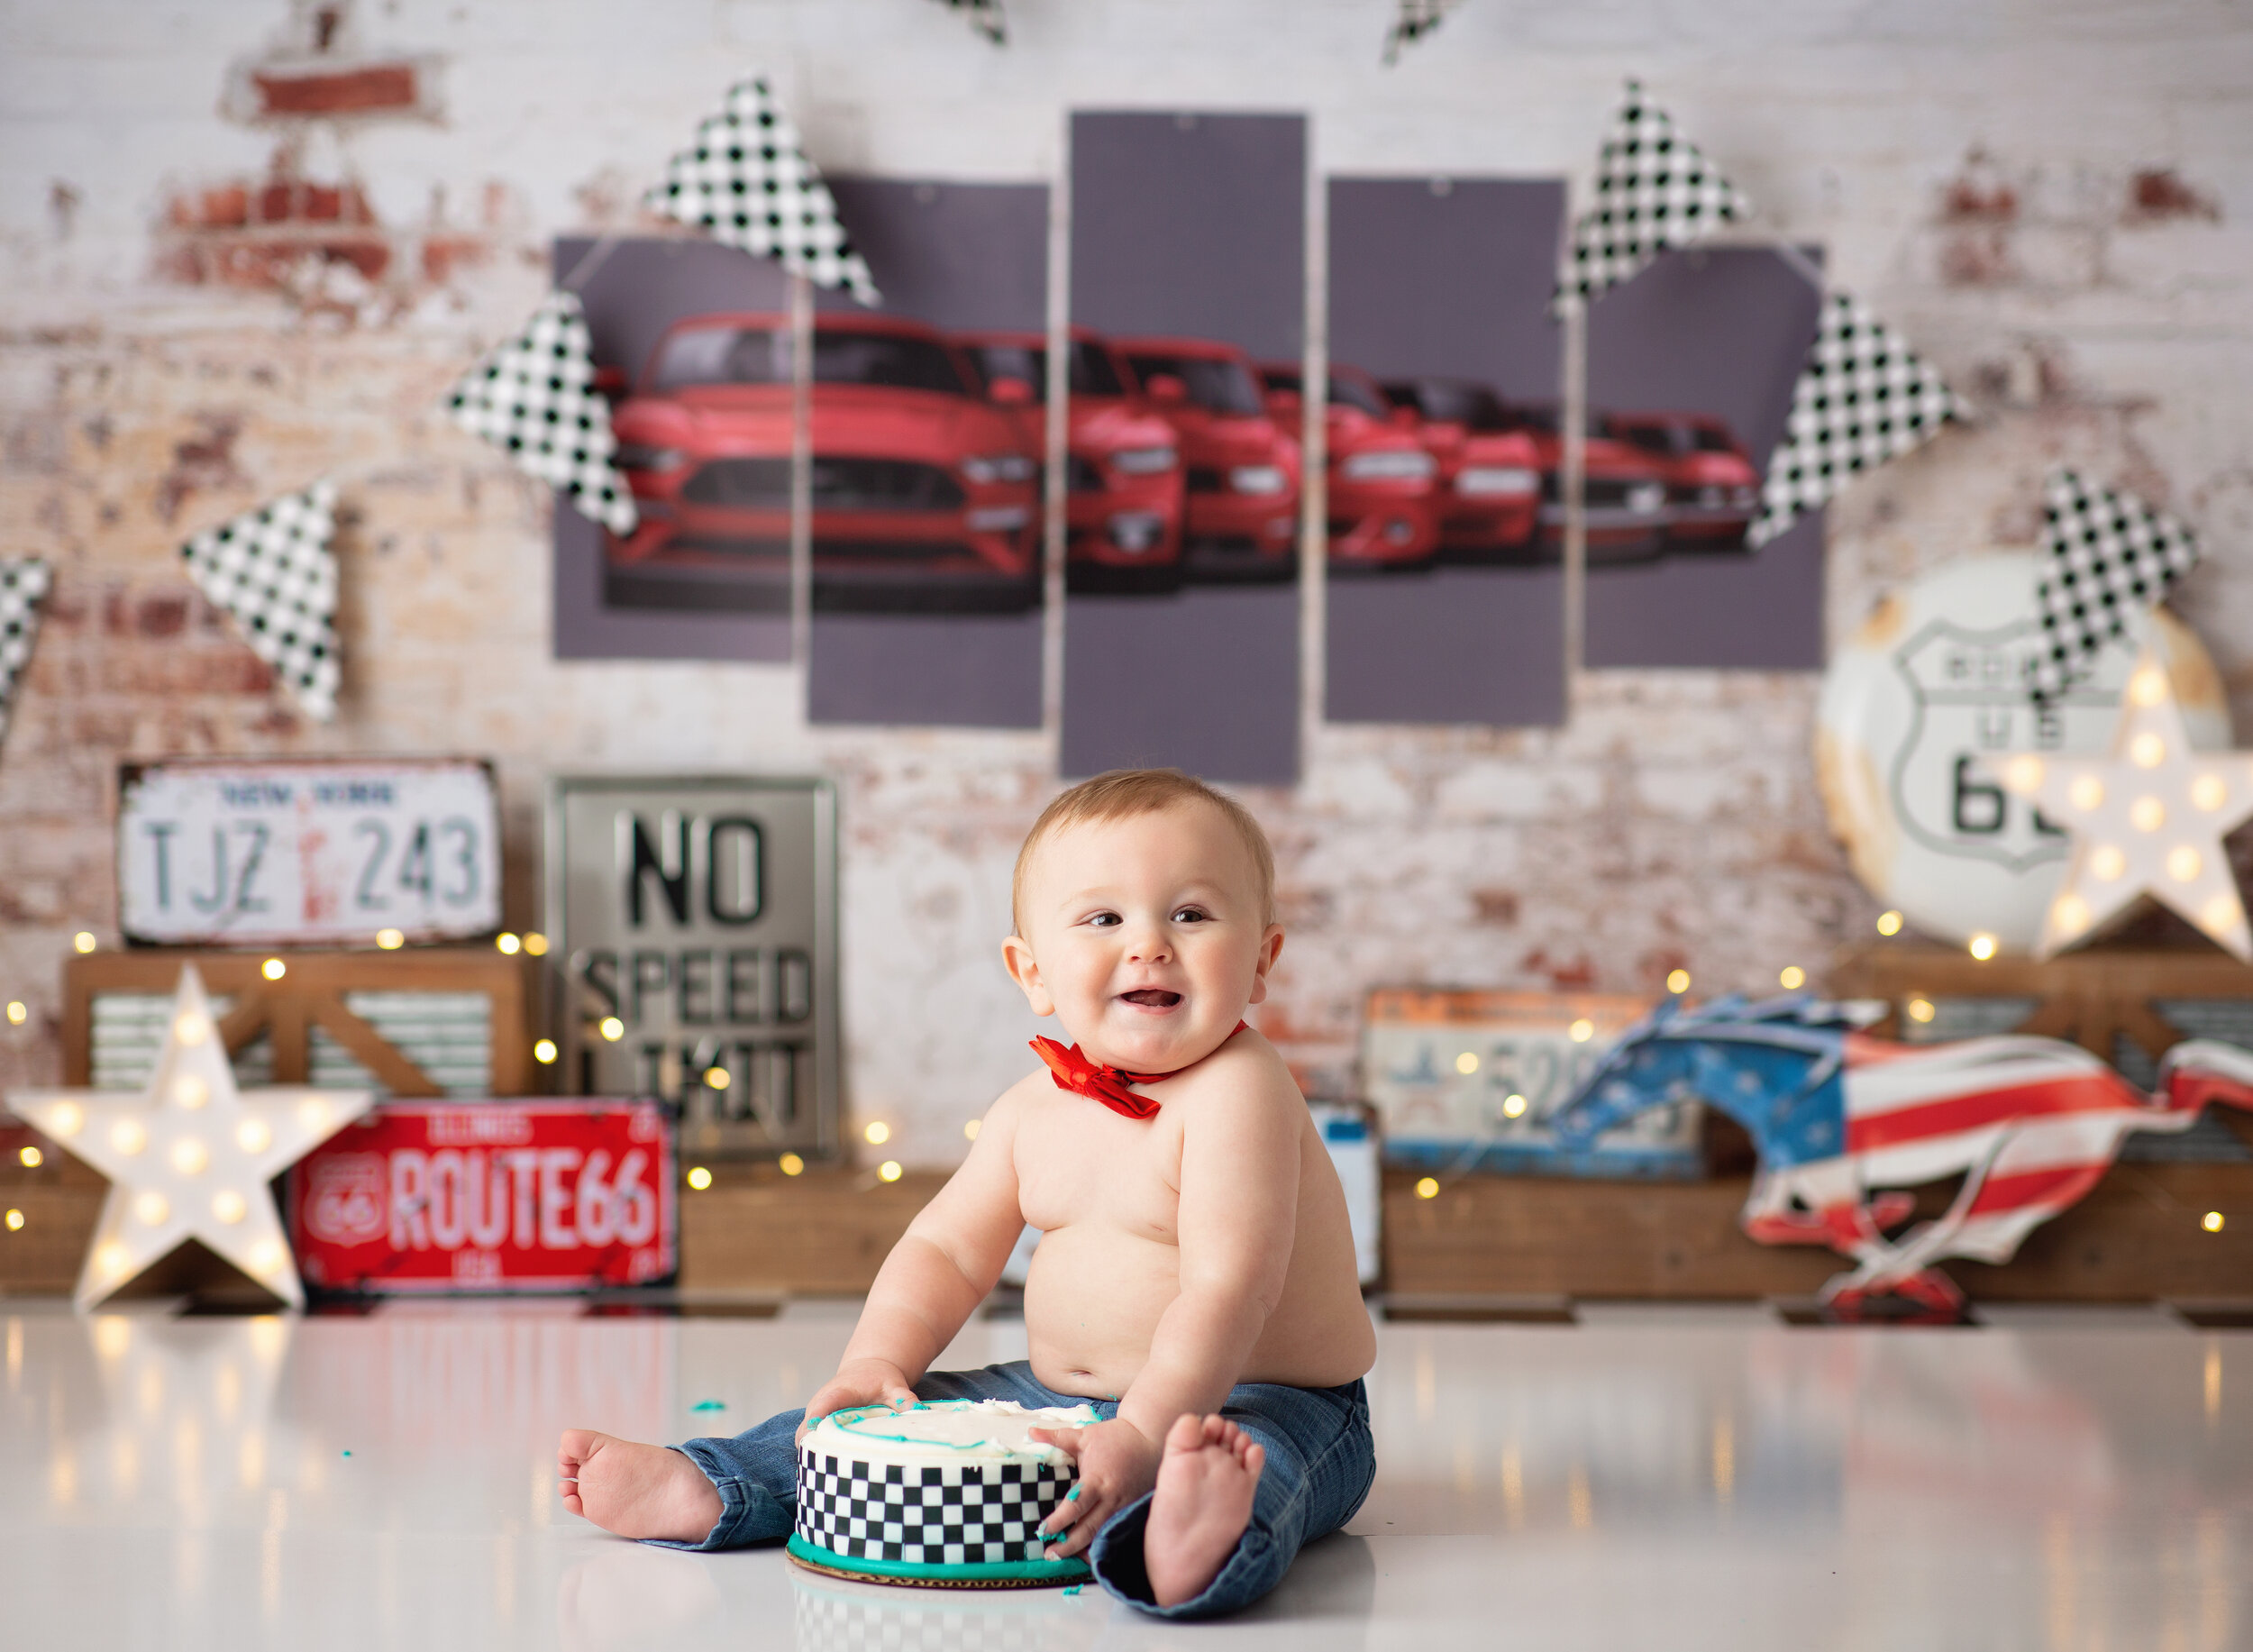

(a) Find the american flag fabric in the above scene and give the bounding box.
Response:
[1554,996,2253,1310]
[446,288,637,536]
[1383,0,1466,63]
[2028,468,2201,701]
[1747,290,1963,550]
[649,78,880,306]
[179,482,341,722]
[932,0,1006,44]
[1554,81,1747,312]
[0,557,52,750]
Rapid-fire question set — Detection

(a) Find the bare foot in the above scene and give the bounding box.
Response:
[557,1429,725,1544]
[1144,1413,1263,1608]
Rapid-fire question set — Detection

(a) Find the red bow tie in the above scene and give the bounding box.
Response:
[1028,1023,1250,1120]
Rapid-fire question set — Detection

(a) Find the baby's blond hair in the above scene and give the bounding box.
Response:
[1011,769,1277,936]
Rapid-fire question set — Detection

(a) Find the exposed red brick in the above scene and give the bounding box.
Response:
[154,414,244,523]
[1943,178,2017,222]
[1469,887,1520,926]
[135,594,189,638]
[251,62,419,119]
[2126,167,2219,224]
[420,234,490,284]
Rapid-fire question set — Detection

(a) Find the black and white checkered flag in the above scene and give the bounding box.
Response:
[2029,469,2201,700]
[1555,82,1747,311]
[446,289,637,537]
[0,558,53,750]
[648,78,880,306]
[932,0,1006,43]
[1384,0,1466,62]
[1747,290,1962,550]
[179,482,341,722]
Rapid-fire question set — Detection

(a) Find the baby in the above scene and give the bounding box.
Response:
[558,769,1376,1618]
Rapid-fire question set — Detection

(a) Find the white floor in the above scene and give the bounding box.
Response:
[1,1299,2246,1651]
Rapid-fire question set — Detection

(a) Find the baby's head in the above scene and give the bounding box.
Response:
[1003,770,1282,1073]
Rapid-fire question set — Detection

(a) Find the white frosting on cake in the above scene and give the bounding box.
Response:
[805,1398,1099,1469]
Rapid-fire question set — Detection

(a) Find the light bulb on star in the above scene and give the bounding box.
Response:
[1,964,373,1310]
[1993,647,2253,960]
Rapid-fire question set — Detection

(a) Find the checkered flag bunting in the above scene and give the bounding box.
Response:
[1384,0,1466,62]
[931,0,1006,44]
[0,558,53,750]
[446,289,637,536]
[648,78,880,306]
[1747,291,1963,551]
[179,482,342,721]
[1555,81,1747,311]
[2028,469,2202,700]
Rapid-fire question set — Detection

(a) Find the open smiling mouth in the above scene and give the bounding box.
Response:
[1119,989,1183,1009]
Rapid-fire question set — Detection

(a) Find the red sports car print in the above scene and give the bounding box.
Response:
[1372,379,1545,562]
[1601,411,1762,551]
[1256,362,1438,571]
[956,329,1187,592]
[1115,338,1301,583]
[606,311,1042,613]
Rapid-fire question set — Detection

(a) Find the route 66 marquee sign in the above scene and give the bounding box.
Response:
[1816,553,2230,951]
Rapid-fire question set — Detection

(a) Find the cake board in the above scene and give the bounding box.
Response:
[786,1535,1091,1591]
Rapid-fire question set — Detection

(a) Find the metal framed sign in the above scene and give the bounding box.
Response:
[289,1100,676,1292]
[545,775,838,1160]
[117,758,502,947]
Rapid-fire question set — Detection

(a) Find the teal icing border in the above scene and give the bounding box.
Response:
[787,1534,1091,1584]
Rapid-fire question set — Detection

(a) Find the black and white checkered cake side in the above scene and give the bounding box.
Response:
[1554,80,1748,312]
[178,482,341,722]
[2028,468,2203,701]
[0,557,54,749]
[794,1446,1080,1569]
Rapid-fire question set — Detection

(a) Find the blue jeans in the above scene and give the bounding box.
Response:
[658,1361,1374,1620]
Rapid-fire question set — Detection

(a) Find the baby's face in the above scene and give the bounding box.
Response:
[1005,804,1282,1073]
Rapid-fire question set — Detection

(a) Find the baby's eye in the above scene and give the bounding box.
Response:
[1171,907,1210,924]
[1086,911,1121,928]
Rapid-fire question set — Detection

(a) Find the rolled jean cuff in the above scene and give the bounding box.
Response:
[1088,1492,1283,1620]
[638,1443,777,1552]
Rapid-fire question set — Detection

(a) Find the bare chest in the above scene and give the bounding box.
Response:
[1013,1096,1182,1243]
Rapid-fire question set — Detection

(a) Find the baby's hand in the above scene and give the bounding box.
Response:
[795,1358,917,1445]
[1030,1418,1163,1562]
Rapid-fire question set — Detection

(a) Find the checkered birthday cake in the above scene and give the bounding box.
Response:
[789,1398,1099,1586]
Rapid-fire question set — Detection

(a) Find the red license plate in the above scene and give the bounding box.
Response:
[289,1100,676,1292]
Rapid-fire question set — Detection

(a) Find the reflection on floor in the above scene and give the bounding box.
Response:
[1,1300,2245,1650]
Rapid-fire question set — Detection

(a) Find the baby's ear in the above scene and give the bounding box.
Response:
[1001,934,1056,1018]
[1245,924,1284,1005]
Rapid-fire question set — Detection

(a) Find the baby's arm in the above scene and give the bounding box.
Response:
[801,1084,1029,1424]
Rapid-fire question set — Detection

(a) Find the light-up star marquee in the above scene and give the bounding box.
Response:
[5,964,372,1309]
[1995,647,2253,960]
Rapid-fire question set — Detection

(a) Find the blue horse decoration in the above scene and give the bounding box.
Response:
[1550,993,2253,1311]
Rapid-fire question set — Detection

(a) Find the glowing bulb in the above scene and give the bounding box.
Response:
[2070,775,2105,812]
[533,1038,558,1064]
[73,932,96,954]
[703,1066,730,1091]
[2130,733,2166,769]
[2131,797,2166,833]
[2192,773,2227,812]
[685,1166,713,1191]
[171,1073,207,1110]
[296,1099,328,1132]
[236,1119,271,1155]
[46,1102,81,1137]
[134,1191,169,1227]
[110,1120,146,1155]
[247,1239,284,1277]
[170,1139,207,1176]
[2052,893,2091,936]
[1778,966,1806,990]
[2167,845,2203,883]
[496,933,522,955]
[375,928,405,951]
[963,1118,981,1141]
[2089,844,2127,881]
[2129,668,2167,707]
[779,1153,805,1176]
[5,1208,24,1232]
[1907,998,1937,1024]
[18,1145,41,1169]
[5,1000,25,1026]
[1501,1093,1528,1119]
[2201,892,2243,936]
[260,958,287,981]
[878,1161,903,1183]
[1455,1052,1480,1075]
[1415,1176,1440,1200]
[211,1191,246,1225]
[1568,1018,1595,1044]
[1967,934,1998,962]
[1875,910,1903,937]
[1665,969,1691,994]
[524,933,550,957]
[863,1121,891,1145]
[598,1017,625,1043]
[96,1242,129,1277]
[2004,754,2045,792]
[2202,1210,2224,1234]
[174,1013,209,1046]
